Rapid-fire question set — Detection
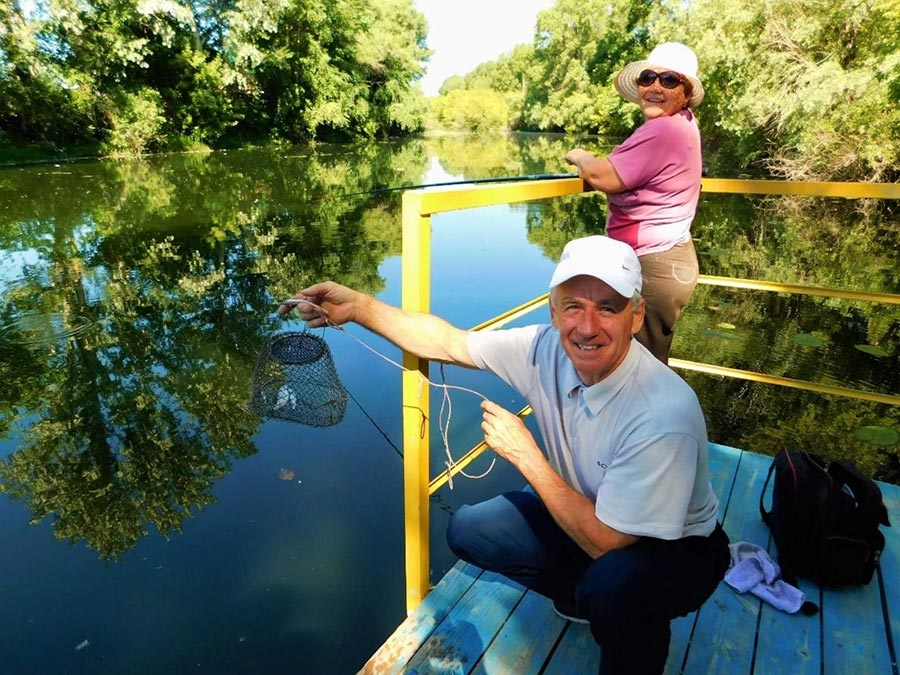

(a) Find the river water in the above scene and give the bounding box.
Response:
[0,135,897,673]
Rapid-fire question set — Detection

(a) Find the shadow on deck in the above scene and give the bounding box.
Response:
[361,444,900,674]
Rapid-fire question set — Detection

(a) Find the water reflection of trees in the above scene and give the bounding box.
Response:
[0,132,897,555]
[0,143,428,559]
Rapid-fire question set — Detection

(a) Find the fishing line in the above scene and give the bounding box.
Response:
[281,298,497,487]
[344,384,402,458]
[344,380,455,514]
[312,172,578,204]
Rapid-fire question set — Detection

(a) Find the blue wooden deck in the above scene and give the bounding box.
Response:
[360,444,900,674]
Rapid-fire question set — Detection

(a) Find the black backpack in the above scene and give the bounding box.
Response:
[759,450,890,611]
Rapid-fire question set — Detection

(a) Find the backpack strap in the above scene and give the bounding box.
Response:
[759,456,778,527]
[759,452,820,615]
[829,460,891,527]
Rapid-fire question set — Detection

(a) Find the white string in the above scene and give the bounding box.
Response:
[281,298,496,487]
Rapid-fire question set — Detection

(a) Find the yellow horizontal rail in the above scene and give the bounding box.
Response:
[670,359,900,406]
[418,178,584,215]
[412,177,900,218]
[469,294,551,332]
[698,276,900,305]
[429,405,534,495]
[701,178,900,200]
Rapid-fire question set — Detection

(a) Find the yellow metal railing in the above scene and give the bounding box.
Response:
[399,176,900,613]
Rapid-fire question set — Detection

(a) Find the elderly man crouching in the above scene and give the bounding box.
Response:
[282,235,730,675]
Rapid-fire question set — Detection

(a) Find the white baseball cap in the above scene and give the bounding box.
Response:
[548,235,642,297]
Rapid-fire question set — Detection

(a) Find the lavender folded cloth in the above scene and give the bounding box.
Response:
[724,541,806,614]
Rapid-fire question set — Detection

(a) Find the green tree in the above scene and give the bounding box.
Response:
[522,0,657,134]
[1,0,430,154]
[430,88,509,132]
[223,0,428,141]
[0,1,100,146]
[681,0,900,181]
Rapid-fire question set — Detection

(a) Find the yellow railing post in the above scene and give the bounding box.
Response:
[400,190,431,614]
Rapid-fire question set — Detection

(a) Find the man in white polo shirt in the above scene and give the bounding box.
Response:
[282,235,730,675]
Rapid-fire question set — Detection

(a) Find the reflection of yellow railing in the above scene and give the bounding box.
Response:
[399,176,900,613]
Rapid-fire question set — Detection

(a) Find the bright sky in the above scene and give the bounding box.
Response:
[414,0,555,96]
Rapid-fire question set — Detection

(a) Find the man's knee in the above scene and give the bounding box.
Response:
[446,500,516,565]
[575,544,655,625]
[446,492,550,571]
[446,504,478,560]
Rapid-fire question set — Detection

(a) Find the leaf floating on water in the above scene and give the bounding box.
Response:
[701,328,739,341]
[278,468,295,481]
[854,344,889,357]
[794,333,825,348]
[716,323,736,330]
[854,426,899,446]
[708,298,735,310]
[75,640,90,651]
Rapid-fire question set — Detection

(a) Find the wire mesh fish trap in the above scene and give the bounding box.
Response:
[247,330,348,427]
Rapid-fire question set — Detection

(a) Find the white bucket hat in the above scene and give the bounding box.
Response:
[548,235,642,298]
[614,42,704,108]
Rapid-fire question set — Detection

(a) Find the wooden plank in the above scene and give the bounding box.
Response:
[707,444,745,518]
[542,624,601,675]
[403,570,526,674]
[666,443,743,674]
[359,561,482,675]
[470,591,566,675]
[753,462,821,675]
[682,450,772,674]
[821,582,891,673]
[817,478,898,674]
[878,482,900,675]
[365,448,900,675]
[879,480,900,672]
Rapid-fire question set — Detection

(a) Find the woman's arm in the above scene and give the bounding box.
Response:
[565,148,627,194]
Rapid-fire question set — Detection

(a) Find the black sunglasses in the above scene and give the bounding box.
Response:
[636,69,684,89]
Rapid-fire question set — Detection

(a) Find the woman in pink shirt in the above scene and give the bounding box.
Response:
[565,42,703,364]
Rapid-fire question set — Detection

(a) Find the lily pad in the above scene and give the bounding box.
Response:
[854,344,889,357]
[794,333,825,348]
[854,426,899,446]
[702,328,739,341]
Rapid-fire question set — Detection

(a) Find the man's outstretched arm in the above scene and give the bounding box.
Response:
[280,281,477,368]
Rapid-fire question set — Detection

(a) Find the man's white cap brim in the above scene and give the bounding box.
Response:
[548,236,642,298]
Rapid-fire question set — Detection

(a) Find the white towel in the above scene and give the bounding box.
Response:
[724,541,806,614]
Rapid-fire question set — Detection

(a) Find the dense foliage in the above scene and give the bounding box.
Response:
[3,0,900,178]
[0,0,429,154]
[434,0,900,182]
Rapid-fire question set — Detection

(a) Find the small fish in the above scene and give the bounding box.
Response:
[278,468,295,481]
[274,385,298,411]
[75,639,90,651]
